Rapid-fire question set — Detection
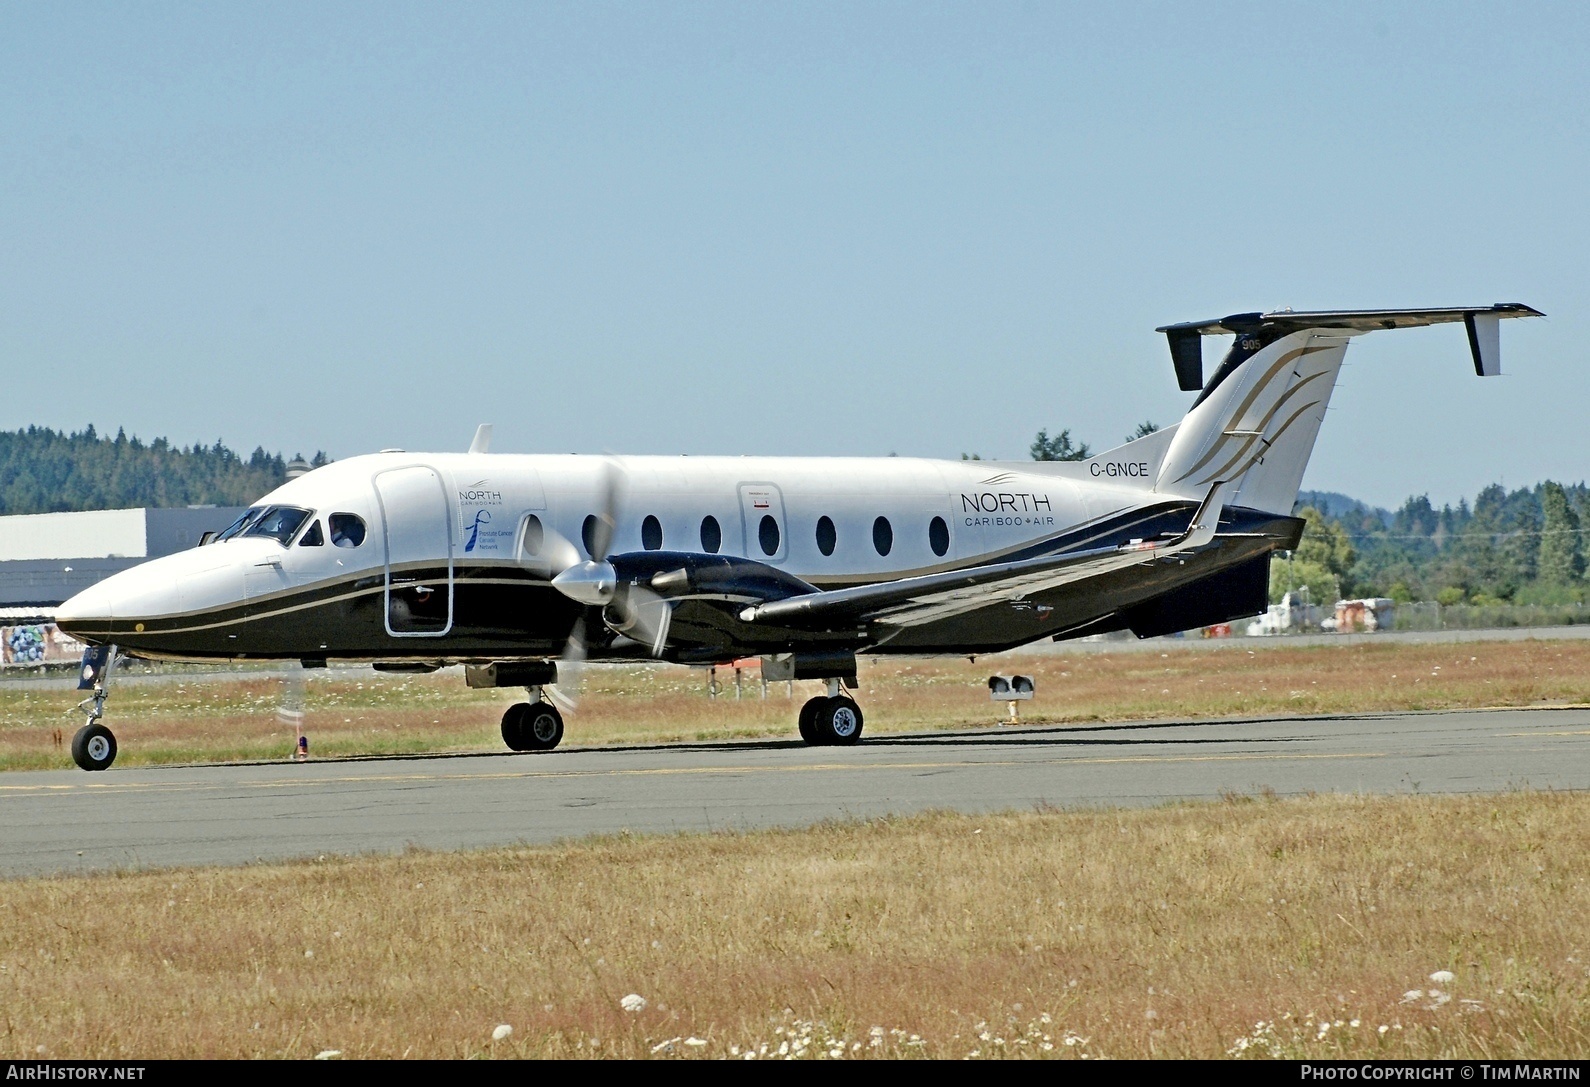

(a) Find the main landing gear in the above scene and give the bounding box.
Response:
[501,687,564,752]
[70,644,120,772]
[798,678,864,746]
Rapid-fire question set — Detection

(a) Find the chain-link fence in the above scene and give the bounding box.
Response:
[1389,600,1590,631]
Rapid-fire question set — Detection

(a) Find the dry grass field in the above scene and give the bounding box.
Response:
[2,638,1589,770]
[0,791,1585,1059]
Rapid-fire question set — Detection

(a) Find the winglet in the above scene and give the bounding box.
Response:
[469,423,493,455]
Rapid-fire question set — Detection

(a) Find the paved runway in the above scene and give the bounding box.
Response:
[1,707,1585,878]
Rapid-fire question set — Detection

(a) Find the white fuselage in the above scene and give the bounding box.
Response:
[58,451,1165,630]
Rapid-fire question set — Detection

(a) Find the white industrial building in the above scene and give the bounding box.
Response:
[0,506,247,617]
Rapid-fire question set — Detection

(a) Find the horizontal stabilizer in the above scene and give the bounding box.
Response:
[1157,303,1542,388]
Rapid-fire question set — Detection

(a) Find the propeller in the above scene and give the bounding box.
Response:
[545,618,585,712]
[277,660,308,757]
[603,582,673,658]
[518,458,676,708]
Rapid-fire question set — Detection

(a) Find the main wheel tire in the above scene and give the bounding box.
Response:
[523,702,564,751]
[71,723,117,771]
[500,703,531,751]
[797,696,826,745]
[815,697,864,746]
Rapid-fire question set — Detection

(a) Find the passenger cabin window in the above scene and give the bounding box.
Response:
[520,513,545,557]
[242,506,311,546]
[298,520,325,547]
[815,516,836,557]
[759,515,780,557]
[929,516,950,557]
[700,515,722,554]
[642,515,663,551]
[872,516,893,557]
[329,513,367,548]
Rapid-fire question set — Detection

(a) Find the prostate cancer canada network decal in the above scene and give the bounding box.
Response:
[458,481,511,554]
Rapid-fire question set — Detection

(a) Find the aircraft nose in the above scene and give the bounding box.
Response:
[54,565,181,639]
[55,584,115,629]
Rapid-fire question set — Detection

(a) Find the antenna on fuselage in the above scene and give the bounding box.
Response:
[468,423,493,454]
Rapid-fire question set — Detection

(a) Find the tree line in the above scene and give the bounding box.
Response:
[0,426,328,515]
[1280,484,1590,607]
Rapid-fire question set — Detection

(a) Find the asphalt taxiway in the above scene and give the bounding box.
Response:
[1,707,1585,878]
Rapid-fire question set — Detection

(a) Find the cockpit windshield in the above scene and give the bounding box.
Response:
[240,506,313,546]
[215,507,265,542]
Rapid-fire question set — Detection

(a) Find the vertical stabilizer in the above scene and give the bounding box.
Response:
[1155,330,1348,514]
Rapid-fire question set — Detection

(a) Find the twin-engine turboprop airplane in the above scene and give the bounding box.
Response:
[53,304,1541,770]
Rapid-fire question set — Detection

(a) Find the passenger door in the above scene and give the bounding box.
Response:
[374,466,454,636]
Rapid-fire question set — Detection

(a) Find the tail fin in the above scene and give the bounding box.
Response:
[1151,304,1541,514]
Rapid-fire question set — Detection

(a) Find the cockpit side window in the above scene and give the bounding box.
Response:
[298,519,325,547]
[216,507,265,542]
[242,506,312,546]
[329,513,367,548]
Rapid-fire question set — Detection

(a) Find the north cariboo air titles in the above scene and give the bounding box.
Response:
[961,491,1056,528]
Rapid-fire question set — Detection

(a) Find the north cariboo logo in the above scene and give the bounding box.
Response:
[464,509,491,552]
[458,479,503,505]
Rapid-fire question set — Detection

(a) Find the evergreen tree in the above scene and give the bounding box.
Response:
[1537,481,1585,584]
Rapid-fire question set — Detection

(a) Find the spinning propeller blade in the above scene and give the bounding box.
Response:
[546,618,586,712]
[605,582,674,659]
[277,661,308,755]
[583,459,623,561]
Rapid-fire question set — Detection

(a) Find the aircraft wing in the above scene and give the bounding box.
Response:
[738,482,1232,631]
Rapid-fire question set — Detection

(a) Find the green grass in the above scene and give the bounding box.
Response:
[4,637,1590,771]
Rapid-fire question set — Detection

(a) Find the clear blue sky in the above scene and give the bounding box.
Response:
[1,2,1584,509]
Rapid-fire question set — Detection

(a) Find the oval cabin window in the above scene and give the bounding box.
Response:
[815,516,836,557]
[700,515,722,554]
[581,514,601,559]
[521,514,544,557]
[641,515,663,551]
[929,515,950,557]
[872,516,893,557]
[759,515,781,556]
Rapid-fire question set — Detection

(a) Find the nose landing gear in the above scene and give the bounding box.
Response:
[70,645,120,771]
[798,677,864,746]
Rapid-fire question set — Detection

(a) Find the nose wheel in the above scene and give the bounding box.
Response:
[71,723,118,772]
